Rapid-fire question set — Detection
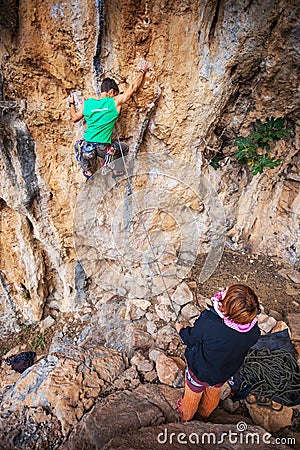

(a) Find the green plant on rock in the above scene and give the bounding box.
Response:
[234,117,291,175]
[30,331,48,351]
[210,155,222,170]
[21,286,30,301]
[21,324,33,331]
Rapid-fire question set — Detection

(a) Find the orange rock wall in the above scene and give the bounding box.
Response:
[0,0,299,322]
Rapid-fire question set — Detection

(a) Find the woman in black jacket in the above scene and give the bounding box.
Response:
[175,284,260,421]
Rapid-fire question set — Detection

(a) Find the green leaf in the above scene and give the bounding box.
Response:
[210,157,221,169]
[234,117,290,176]
[234,148,247,161]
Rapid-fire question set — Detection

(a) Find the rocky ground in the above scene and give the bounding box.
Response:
[197,248,300,316]
[0,248,299,449]
[1,248,299,354]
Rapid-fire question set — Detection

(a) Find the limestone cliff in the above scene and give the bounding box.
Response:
[0,0,299,324]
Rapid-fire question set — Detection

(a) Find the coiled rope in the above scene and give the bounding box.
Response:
[241,347,300,407]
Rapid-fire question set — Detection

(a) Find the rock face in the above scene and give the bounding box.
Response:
[245,397,294,433]
[0,302,299,448]
[0,2,299,323]
[156,353,185,387]
[63,384,180,450]
[63,385,293,450]
[102,422,291,450]
[0,332,125,447]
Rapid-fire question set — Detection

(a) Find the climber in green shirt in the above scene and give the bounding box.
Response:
[69,60,150,179]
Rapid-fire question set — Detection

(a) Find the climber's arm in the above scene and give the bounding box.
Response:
[69,95,84,123]
[114,60,150,110]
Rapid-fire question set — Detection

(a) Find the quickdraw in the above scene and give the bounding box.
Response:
[101,145,116,175]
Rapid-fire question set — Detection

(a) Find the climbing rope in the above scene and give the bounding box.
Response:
[241,347,300,407]
[115,130,180,322]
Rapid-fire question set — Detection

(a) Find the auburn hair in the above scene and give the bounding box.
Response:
[220,284,259,324]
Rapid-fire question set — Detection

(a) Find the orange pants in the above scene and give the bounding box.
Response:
[179,383,221,422]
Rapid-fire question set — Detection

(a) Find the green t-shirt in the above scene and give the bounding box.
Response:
[83,97,119,143]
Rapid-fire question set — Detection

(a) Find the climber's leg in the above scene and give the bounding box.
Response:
[74,140,95,178]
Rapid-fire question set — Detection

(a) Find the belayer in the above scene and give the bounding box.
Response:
[69,60,150,179]
[175,284,261,421]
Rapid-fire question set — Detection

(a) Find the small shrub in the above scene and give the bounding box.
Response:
[234,117,291,175]
[210,155,222,170]
[30,331,48,351]
[21,285,30,301]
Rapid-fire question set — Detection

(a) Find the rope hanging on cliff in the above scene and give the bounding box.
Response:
[114,91,180,322]
[241,347,300,408]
